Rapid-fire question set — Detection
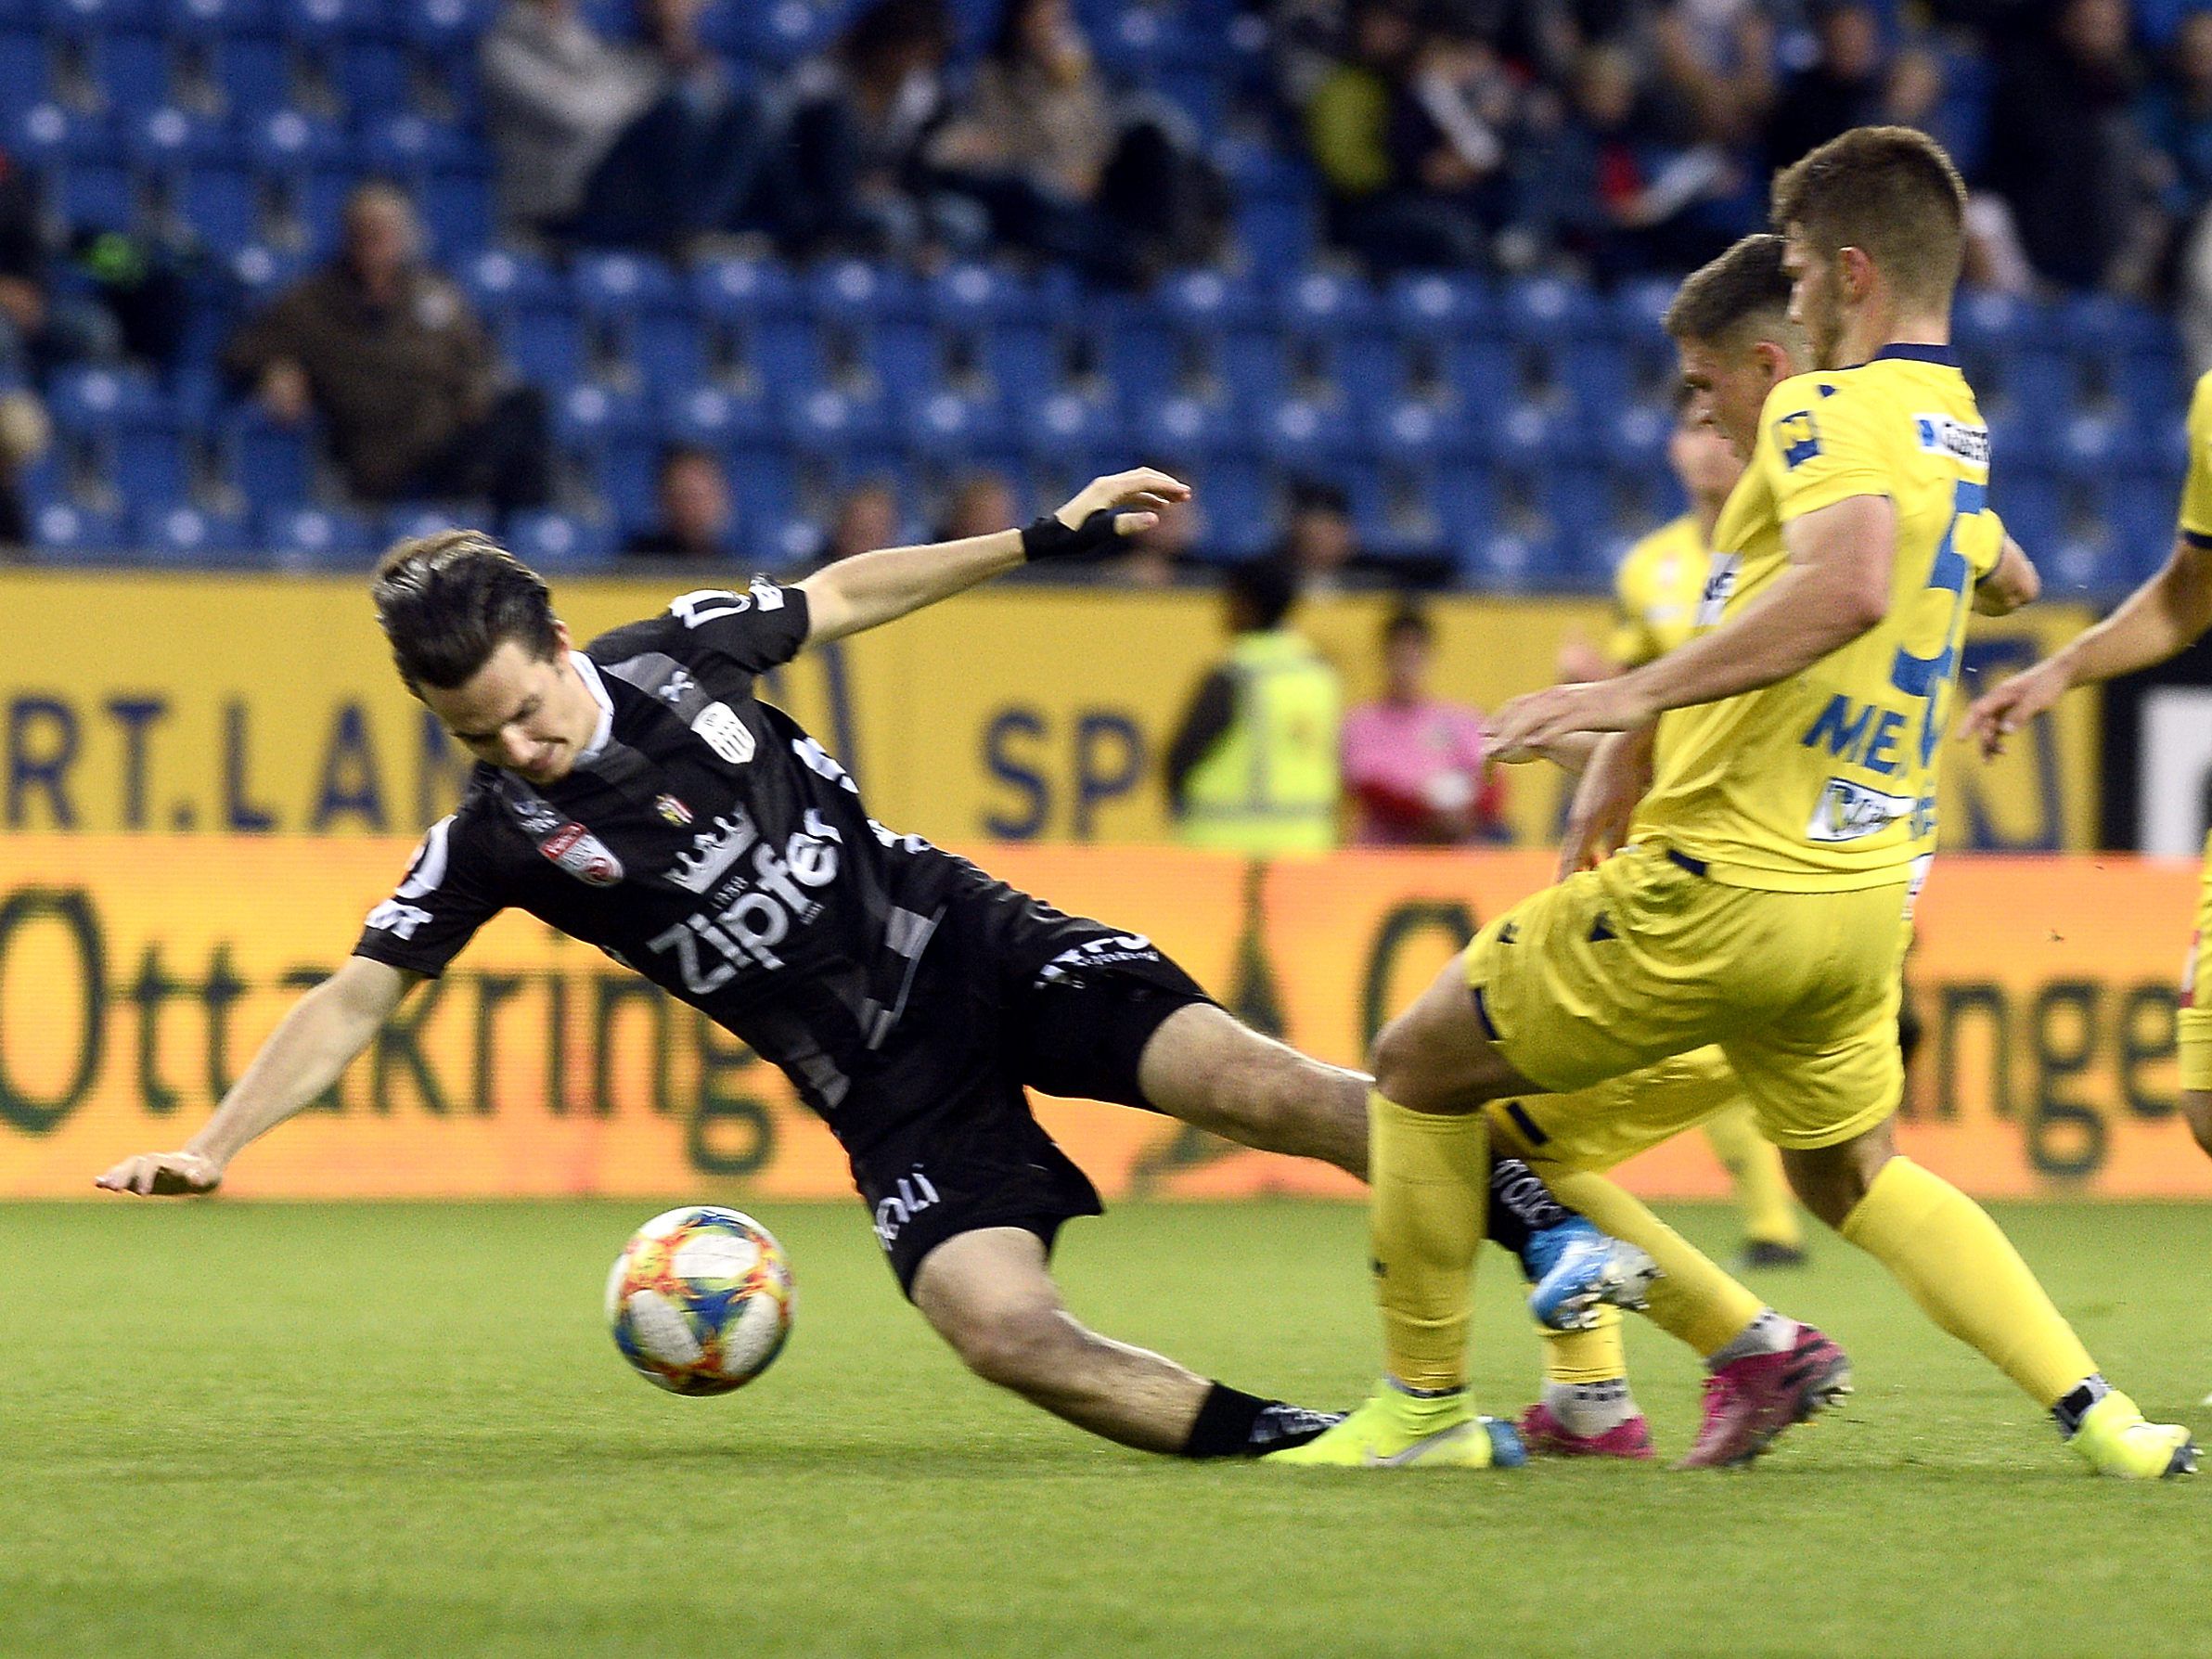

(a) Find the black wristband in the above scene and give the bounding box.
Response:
[1021,508,1122,562]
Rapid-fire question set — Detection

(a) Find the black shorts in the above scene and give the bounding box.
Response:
[837,888,1215,1296]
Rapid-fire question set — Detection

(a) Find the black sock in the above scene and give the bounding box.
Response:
[1487,1154,1575,1275]
[1180,1383,1342,1458]
[2051,1374,2110,1438]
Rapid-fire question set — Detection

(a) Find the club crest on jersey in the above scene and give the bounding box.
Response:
[667,808,761,895]
[1774,409,1821,469]
[656,793,693,826]
[540,822,624,885]
[692,701,756,765]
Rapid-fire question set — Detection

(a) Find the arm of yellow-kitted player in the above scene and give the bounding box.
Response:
[96,956,417,1196]
[1486,495,1894,759]
[1972,534,2040,616]
[798,469,1188,644]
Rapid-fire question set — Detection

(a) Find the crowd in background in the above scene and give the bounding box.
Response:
[6,0,2212,562]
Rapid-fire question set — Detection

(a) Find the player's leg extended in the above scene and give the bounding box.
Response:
[1273,958,1542,1468]
[1788,1120,2196,1478]
[909,1227,1338,1457]
[2176,843,2212,1162]
[1703,1103,1805,1266]
[1134,1001,1370,1177]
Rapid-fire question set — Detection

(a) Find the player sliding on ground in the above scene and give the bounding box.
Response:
[1280,127,2196,1478]
[96,470,1653,1465]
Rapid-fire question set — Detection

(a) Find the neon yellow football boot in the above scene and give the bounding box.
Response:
[1267,1385,1526,1469]
[2068,1391,2199,1479]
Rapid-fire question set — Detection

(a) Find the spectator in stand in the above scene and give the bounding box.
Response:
[1277,476,1421,591]
[0,151,121,385]
[1983,0,2161,293]
[482,0,773,253]
[621,444,738,561]
[1523,42,1745,279]
[224,185,553,522]
[1765,2,1892,171]
[935,469,1020,541]
[1341,604,1508,846]
[1305,0,1503,274]
[1653,0,1776,149]
[778,0,965,261]
[0,387,48,554]
[926,0,1215,285]
[791,477,904,574]
[2152,13,2212,368]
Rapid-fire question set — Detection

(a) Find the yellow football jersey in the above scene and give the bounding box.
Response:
[2178,368,2212,545]
[1631,344,2004,891]
[1608,514,1709,667]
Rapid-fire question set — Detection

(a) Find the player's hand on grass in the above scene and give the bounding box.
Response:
[1486,678,1657,765]
[1963,658,2072,759]
[96,1150,224,1197]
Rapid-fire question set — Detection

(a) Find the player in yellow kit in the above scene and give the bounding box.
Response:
[1582,390,1813,1272]
[1967,370,2212,1173]
[1280,126,2196,1477]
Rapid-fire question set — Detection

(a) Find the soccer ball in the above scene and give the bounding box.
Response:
[606,1206,795,1395]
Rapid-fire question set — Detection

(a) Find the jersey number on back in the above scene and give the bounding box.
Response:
[1887,479,1985,772]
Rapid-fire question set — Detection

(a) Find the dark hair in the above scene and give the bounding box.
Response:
[842,0,950,69]
[657,442,720,482]
[1382,602,1433,647]
[1663,232,1793,345]
[372,531,559,693]
[989,0,1061,65]
[1287,476,1351,518]
[1769,124,1966,308]
[1225,557,1300,632]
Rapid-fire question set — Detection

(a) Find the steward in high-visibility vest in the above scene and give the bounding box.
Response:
[1164,559,1342,855]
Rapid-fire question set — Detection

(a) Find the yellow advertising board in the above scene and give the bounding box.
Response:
[0,572,2098,850]
[1,839,2204,1202]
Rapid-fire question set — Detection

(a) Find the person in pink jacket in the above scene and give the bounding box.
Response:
[1342,604,1509,845]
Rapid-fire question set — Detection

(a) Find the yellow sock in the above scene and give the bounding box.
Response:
[1841,1156,2095,1408]
[1547,1167,1767,1357]
[1542,1305,1626,1384]
[1704,1104,1802,1250]
[1369,1090,1487,1394]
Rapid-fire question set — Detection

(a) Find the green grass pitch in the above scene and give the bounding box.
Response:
[5,1198,2204,1658]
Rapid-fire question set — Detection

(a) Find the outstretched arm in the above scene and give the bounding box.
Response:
[1966,538,2212,756]
[96,957,416,1195]
[1487,495,1895,759]
[798,469,1189,644]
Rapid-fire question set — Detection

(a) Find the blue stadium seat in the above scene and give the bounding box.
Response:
[32,499,128,557]
[159,0,276,39]
[629,312,709,397]
[332,37,407,115]
[804,258,920,328]
[39,0,156,33]
[418,166,491,256]
[507,509,615,571]
[571,249,685,318]
[1191,457,1269,558]
[660,382,773,448]
[393,0,487,52]
[1991,468,2061,559]
[358,110,474,176]
[136,501,251,560]
[111,423,195,512]
[264,503,373,563]
[247,106,350,177]
[779,383,891,454]
[551,379,649,447]
[0,30,50,107]
[497,302,588,391]
[205,34,291,118]
[898,389,1007,461]
[92,29,171,108]
[222,406,316,507]
[172,161,264,248]
[1020,388,1125,463]
[978,321,1061,407]
[590,434,659,533]
[1501,275,1608,343]
[57,160,139,231]
[1255,394,1355,469]
[1130,391,1241,465]
[458,245,558,320]
[867,318,945,402]
[743,316,828,396]
[689,254,801,327]
[227,240,313,302]
[278,0,395,43]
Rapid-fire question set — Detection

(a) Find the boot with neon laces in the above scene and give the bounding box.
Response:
[1676,1316,1853,1470]
[1269,1382,1528,1469]
[2059,1382,2199,1479]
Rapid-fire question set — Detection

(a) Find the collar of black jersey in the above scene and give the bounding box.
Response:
[1869,342,1961,367]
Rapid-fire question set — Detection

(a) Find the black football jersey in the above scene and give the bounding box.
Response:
[353,579,1008,1115]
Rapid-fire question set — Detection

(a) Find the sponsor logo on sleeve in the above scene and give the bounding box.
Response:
[692,702,756,765]
[1913,414,1991,467]
[1774,409,1822,468]
[540,822,624,886]
[365,899,432,939]
[1695,553,1742,626]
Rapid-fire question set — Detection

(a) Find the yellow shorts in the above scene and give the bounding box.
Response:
[1486,1046,1743,1173]
[2180,831,2212,1092]
[1463,842,1910,1151]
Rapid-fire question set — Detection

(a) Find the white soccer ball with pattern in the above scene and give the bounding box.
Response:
[605,1206,795,1395]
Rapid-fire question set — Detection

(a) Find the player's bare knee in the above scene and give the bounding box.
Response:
[1370,1017,1452,1113]
[2183,1091,2212,1158]
[949,1300,1075,1391]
